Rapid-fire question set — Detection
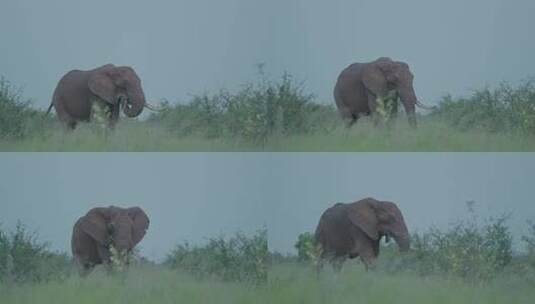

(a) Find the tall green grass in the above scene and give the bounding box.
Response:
[0,266,272,304]
[2,119,534,151]
[2,263,532,304]
[267,263,534,304]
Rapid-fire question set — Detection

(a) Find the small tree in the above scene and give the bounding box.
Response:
[294,232,322,264]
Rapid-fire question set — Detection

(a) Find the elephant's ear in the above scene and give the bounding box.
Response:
[127,207,149,245]
[79,208,110,245]
[88,65,117,105]
[346,200,379,240]
[362,61,389,96]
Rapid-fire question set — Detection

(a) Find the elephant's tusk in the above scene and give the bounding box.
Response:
[144,102,164,112]
[415,100,437,111]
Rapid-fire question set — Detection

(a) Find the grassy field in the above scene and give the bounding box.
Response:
[2,264,532,304]
[268,263,534,304]
[0,267,265,304]
[1,119,534,152]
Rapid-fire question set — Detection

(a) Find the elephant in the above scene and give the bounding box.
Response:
[334,57,435,128]
[314,198,410,272]
[71,206,150,275]
[46,64,159,129]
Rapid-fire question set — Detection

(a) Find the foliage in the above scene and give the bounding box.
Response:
[149,72,338,145]
[165,228,268,284]
[371,203,513,281]
[0,222,72,283]
[433,77,535,134]
[522,220,535,269]
[294,232,321,263]
[0,77,50,139]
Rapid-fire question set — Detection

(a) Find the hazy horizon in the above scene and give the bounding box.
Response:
[1,153,534,260]
[1,0,534,111]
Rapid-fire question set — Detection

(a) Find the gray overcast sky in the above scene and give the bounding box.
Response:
[1,153,534,259]
[1,0,534,110]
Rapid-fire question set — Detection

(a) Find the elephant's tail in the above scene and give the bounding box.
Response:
[45,101,54,115]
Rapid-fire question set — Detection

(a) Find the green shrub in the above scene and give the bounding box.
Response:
[383,211,513,280]
[522,220,535,268]
[0,77,55,140]
[149,72,338,144]
[165,228,268,284]
[433,78,535,134]
[294,232,319,263]
[0,222,72,283]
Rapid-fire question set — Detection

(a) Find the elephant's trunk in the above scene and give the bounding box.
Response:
[389,221,410,252]
[398,84,418,111]
[398,83,419,127]
[123,86,145,117]
[394,234,410,252]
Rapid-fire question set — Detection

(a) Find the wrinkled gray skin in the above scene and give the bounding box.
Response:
[315,198,410,272]
[334,57,430,128]
[71,206,149,275]
[47,64,147,129]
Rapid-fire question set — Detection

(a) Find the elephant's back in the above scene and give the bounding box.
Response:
[54,70,93,119]
[334,63,368,114]
[71,217,85,255]
[71,216,99,260]
[316,204,354,255]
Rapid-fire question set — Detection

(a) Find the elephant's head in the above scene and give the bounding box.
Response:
[375,58,417,110]
[88,64,147,117]
[347,198,410,252]
[79,206,150,261]
[362,57,434,126]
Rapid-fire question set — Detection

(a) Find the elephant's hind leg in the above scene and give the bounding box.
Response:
[346,114,359,128]
[66,121,77,130]
[358,242,378,271]
[330,257,345,273]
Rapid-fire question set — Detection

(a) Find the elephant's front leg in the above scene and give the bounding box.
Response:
[385,91,399,128]
[107,104,121,129]
[367,94,385,127]
[358,241,377,271]
[96,245,112,266]
[401,101,417,128]
[330,257,345,273]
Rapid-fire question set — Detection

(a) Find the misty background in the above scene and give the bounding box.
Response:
[1,153,534,259]
[1,0,534,111]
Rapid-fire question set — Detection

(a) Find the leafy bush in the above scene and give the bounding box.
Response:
[294,232,320,263]
[165,228,268,284]
[149,72,338,144]
[373,207,512,281]
[0,223,72,283]
[0,78,53,140]
[433,78,535,134]
[522,220,535,269]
